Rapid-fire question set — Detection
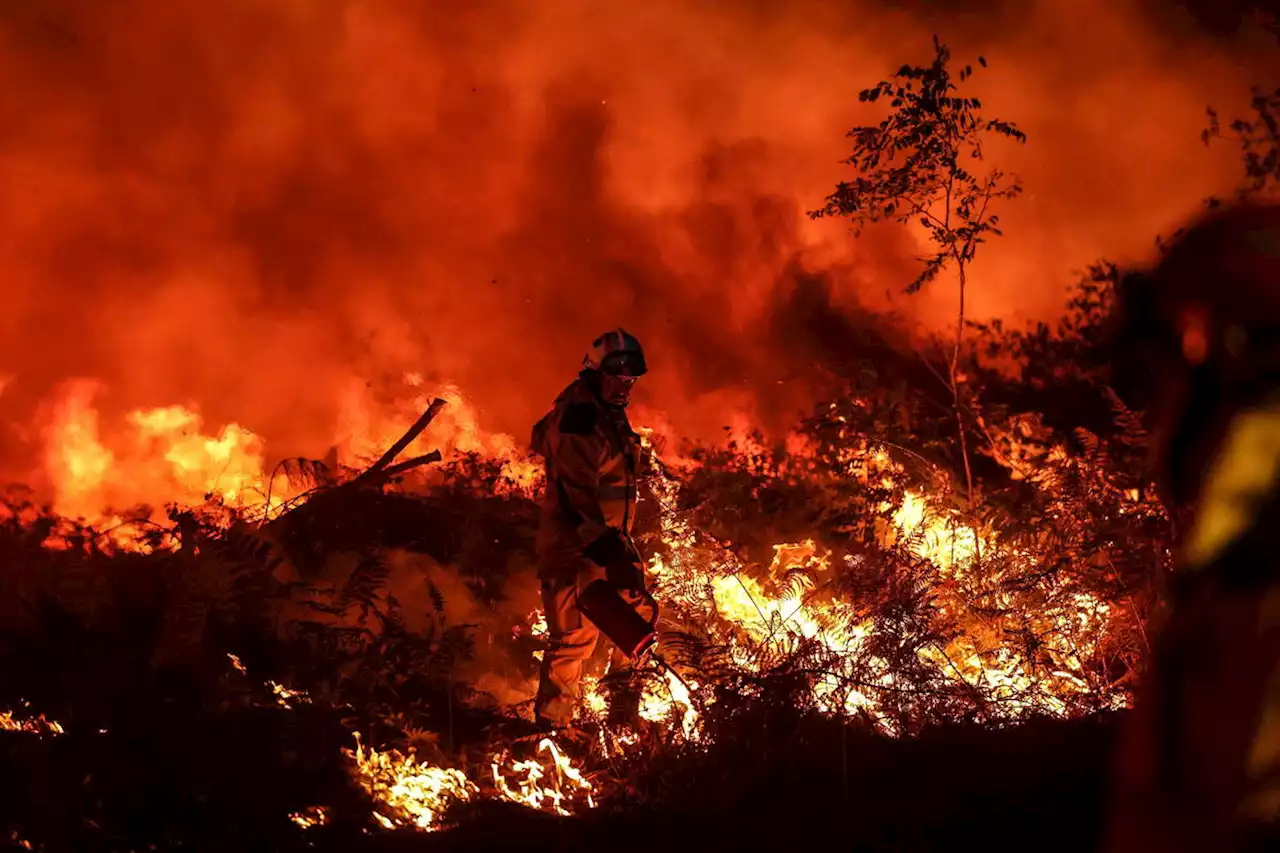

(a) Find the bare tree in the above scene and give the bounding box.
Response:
[811,36,1026,500]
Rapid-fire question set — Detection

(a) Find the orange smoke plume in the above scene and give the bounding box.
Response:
[0,0,1271,497]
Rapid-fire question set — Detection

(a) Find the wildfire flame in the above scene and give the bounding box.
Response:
[637,428,1121,731]
[639,669,699,740]
[229,653,599,830]
[269,681,310,710]
[29,374,542,553]
[491,738,596,816]
[347,734,478,832]
[345,733,599,829]
[18,374,1131,833]
[288,806,329,829]
[0,709,64,737]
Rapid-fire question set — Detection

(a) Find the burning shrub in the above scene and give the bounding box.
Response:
[0,267,1165,851]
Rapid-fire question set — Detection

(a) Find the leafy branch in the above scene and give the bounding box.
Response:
[1205,85,1280,198]
[810,35,1026,500]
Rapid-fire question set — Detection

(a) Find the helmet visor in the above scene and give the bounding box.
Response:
[601,351,647,377]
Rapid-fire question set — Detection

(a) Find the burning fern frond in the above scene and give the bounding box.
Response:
[778,567,816,603]
[658,629,734,679]
[275,456,335,491]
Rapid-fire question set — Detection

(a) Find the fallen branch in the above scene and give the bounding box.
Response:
[365,451,444,483]
[352,397,449,485]
[265,399,449,530]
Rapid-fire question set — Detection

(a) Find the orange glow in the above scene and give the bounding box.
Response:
[0,0,1264,465]
[0,0,1257,833]
[30,374,540,550]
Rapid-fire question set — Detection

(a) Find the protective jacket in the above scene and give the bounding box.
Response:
[1108,390,1280,851]
[531,376,642,579]
[1105,203,1280,850]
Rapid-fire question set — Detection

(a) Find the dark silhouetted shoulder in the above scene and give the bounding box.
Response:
[559,401,599,435]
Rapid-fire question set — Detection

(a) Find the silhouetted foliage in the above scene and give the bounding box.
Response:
[1205,85,1280,198]
[811,35,1025,296]
[811,36,1027,499]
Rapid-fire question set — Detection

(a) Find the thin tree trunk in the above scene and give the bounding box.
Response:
[951,264,974,503]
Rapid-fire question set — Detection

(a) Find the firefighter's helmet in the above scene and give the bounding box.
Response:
[1112,201,1280,503]
[583,328,647,377]
[1115,203,1280,373]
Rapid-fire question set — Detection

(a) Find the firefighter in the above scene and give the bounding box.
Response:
[529,328,658,728]
[1106,202,1280,851]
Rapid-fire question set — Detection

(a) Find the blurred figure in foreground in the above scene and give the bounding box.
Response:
[528,329,657,729]
[1107,203,1280,851]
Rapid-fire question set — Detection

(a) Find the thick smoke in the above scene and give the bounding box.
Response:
[0,0,1272,476]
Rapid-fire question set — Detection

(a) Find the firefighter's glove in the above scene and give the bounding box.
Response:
[584,531,645,592]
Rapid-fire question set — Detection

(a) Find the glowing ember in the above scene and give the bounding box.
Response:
[520,608,550,663]
[269,681,311,709]
[581,676,609,717]
[289,806,329,829]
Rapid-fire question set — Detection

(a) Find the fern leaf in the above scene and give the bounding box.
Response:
[780,567,816,603]
[277,457,334,491]
[342,553,390,609]
[427,579,446,616]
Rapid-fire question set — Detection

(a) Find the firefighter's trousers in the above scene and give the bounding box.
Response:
[534,561,657,725]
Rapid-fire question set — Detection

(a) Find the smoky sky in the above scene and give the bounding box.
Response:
[0,0,1274,482]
